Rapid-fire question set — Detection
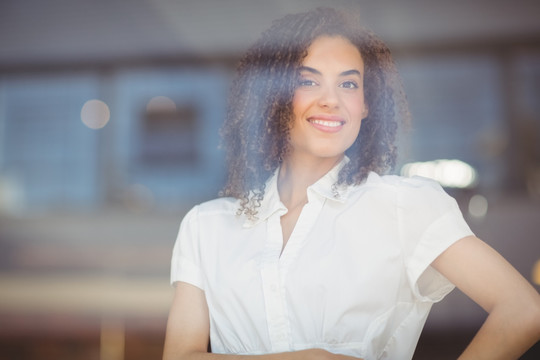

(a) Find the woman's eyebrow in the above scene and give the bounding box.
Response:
[299,66,362,77]
[340,69,362,77]
[299,66,321,75]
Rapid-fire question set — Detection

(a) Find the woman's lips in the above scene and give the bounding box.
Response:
[307,114,345,133]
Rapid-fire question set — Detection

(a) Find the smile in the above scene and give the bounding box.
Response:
[310,119,343,127]
[307,115,345,133]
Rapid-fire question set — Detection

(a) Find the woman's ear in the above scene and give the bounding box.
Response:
[362,105,369,118]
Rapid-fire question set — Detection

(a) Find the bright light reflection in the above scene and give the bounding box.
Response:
[533,260,540,286]
[400,159,478,188]
[468,194,488,219]
[100,318,125,360]
[0,174,24,214]
[81,99,110,129]
[146,96,177,113]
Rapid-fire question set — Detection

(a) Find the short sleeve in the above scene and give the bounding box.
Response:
[170,205,204,289]
[398,176,474,302]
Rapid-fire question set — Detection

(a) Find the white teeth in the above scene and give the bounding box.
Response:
[310,119,343,127]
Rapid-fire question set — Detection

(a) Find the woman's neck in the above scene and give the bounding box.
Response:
[277,153,343,209]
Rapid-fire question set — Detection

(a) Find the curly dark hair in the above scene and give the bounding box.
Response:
[220,7,410,218]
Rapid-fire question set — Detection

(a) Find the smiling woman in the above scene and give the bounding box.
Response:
[219,8,407,221]
[163,7,540,360]
[289,36,367,170]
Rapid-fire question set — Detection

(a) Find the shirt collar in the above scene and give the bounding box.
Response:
[243,157,351,228]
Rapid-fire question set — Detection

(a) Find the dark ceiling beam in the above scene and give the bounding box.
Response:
[1,36,539,75]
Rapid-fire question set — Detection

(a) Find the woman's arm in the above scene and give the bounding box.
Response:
[162,282,211,359]
[162,282,362,360]
[432,235,540,359]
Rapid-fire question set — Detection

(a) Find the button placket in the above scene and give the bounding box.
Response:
[260,213,290,352]
[279,195,325,271]
[260,194,325,352]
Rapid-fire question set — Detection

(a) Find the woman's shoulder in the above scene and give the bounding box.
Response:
[363,171,445,192]
[184,196,240,221]
[361,172,459,214]
[355,172,454,207]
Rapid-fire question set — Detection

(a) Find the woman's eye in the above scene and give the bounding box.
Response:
[298,79,317,87]
[340,81,359,89]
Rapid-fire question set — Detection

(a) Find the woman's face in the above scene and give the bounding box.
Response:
[288,35,368,164]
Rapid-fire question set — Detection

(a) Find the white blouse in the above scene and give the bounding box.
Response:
[170,161,474,360]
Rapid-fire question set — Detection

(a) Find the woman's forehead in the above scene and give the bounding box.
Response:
[302,35,364,70]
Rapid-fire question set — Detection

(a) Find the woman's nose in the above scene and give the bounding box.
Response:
[317,85,339,109]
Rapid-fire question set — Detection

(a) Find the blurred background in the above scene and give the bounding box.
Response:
[0,0,539,359]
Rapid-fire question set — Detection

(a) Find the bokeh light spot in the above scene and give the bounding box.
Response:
[400,159,478,188]
[468,194,488,219]
[81,99,110,129]
[146,96,177,113]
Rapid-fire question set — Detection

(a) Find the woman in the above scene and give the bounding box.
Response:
[163,8,540,360]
